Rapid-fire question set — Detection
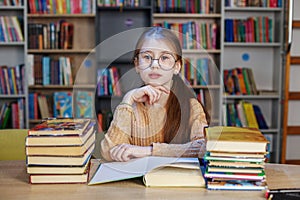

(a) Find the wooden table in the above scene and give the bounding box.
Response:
[0,160,268,200]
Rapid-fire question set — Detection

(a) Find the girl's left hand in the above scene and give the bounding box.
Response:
[183,139,206,158]
[109,144,152,162]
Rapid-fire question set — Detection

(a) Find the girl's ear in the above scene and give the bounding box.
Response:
[173,60,181,75]
[134,57,140,73]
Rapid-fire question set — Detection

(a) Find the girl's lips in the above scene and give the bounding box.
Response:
[148,73,162,79]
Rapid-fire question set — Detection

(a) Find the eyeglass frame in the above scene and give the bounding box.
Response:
[134,51,180,71]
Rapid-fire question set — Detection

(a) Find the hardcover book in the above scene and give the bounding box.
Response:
[28,118,91,136]
[29,173,89,184]
[75,91,94,118]
[53,91,73,118]
[26,121,95,146]
[26,131,95,156]
[27,158,90,174]
[205,126,268,153]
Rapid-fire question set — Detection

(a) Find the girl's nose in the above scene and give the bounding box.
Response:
[150,59,160,69]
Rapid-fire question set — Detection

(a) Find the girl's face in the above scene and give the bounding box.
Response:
[135,38,181,89]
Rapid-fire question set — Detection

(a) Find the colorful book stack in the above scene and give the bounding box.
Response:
[203,126,269,190]
[25,118,96,184]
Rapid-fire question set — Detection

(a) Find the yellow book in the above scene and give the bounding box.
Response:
[205,126,268,153]
[242,102,259,129]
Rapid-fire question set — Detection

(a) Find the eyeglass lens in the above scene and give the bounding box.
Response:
[137,52,176,70]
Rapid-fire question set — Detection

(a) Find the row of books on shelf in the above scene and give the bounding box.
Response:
[27,54,73,86]
[0,16,24,42]
[154,21,219,50]
[225,0,282,7]
[28,0,95,14]
[0,0,22,6]
[153,0,218,14]
[203,126,269,190]
[225,17,273,43]
[28,91,94,120]
[224,67,258,95]
[28,21,74,50]
[223,101,268,129]
[97,0,142,7]
[0,99,25,129]
[182,57,218,86]
[97,67,122,97]
[0,64,25,95]
[97,110,112,132]
[26,118,96,184]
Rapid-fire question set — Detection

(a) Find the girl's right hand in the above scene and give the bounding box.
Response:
[123,85,170,105]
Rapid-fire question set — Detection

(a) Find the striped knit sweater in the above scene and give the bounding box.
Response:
[100,98,208,161]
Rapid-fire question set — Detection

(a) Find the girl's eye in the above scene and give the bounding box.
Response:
[144,55,151,60]
[161,55,171,61]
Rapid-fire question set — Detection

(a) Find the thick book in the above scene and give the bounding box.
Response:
[27,157,90,174]
[26,131,96,156]
[88,156,205,187]
[205,126,268,153]
[265,164,300,200]
[28,118,91,136]
[26,121,95,146]
[29,173,88,184]
[207,179,266,190]
[26,143,94,166]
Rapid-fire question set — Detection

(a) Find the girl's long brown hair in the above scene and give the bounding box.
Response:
[134,27,210,144]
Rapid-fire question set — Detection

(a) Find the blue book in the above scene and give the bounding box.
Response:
[75,91,93,118]
[253,105,269,129]
[53,91,73,118]
[42,56,51,85]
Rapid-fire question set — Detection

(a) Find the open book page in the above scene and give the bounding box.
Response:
[88,156,199,185]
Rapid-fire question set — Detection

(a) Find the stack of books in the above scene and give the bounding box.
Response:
[25,118,96,184]
[203,126,269,190]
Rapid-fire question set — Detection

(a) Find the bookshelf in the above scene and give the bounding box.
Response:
[27,0,97,127]
[95,1,153,131]
[222,0,285,163]
[0,1,28,129]
[152,0,222,126]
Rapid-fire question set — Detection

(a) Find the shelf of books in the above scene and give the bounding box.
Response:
[222,0,284,163]
[153,0,222,126]
[26,0,97,127]
[95,0,153,132]
[0,1,28,129]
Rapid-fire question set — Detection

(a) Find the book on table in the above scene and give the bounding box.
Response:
[26,120,95,146]
[88,156,205,187]
[204,126,269,191]
[27,157,91,174]
[26,143,95,166]
[26,118,96,184]
[25,129,96,156]
[28,118,91,136]
[29,173,89,184]
[265,164,300,199]
[204,126,268,153]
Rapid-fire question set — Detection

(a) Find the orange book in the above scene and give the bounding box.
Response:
[236,67,247,95]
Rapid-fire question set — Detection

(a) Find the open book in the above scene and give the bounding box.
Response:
[88,156,205,187]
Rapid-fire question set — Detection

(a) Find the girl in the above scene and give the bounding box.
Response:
[100,27,209,162]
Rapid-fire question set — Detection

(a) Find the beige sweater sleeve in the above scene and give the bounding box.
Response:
[100,104,133,161]
[151,99,208,157]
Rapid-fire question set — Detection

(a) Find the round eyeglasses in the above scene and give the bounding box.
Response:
[136,52,179,71]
